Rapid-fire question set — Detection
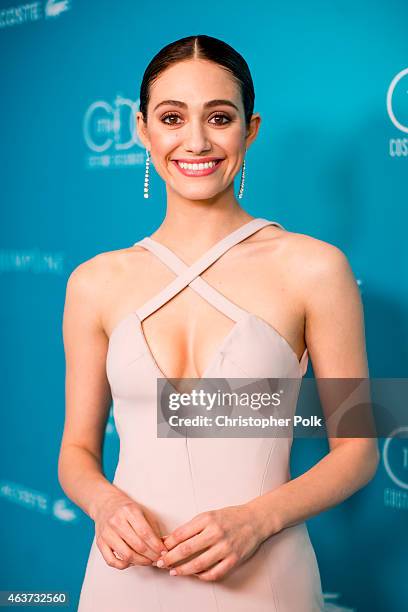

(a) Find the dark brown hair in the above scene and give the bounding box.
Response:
[139,34,255,128]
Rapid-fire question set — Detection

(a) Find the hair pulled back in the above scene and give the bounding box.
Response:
[139,34,255,129]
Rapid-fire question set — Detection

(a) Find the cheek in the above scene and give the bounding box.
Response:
[216,129,245,152]
[149,126,180,153]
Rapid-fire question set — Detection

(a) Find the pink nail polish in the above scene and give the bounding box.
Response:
[169,569,177,576]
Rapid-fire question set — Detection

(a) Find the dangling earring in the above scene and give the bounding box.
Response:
[144,149,150,199]
[238,154,246,199]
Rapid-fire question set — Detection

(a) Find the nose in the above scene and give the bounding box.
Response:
[183,117,211,154]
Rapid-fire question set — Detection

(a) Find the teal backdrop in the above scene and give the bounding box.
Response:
[1,1,407,610]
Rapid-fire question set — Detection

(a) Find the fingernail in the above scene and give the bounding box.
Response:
[156,559,165,568]
[160,549,167,555]
[169,569,177,576]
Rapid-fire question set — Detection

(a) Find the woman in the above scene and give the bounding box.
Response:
[59,34,379,611]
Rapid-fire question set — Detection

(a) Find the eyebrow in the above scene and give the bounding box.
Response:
[153,99,240,112]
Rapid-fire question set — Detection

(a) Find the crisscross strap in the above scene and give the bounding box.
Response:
[136,237,249,322]
[134,217,284,322]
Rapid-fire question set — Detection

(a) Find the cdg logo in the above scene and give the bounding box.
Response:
[83,95,143,153]
[386,67,408,133]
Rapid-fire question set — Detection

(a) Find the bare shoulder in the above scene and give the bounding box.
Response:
[276,228,359,306]
[65,249,115,301]
[68,244,149,286]
[283,229,352,274]
[254,223,350,271]
[253,223,358,308]
[64,244,149,323]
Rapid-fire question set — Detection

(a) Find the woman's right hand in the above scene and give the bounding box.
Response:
[93,492,167,570]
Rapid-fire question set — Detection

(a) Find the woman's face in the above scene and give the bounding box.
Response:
[136,59,260,201]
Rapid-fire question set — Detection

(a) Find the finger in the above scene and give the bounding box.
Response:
[154,534,170,566]
[125,511,167,558]
[98,540,130,570]
[142,507,168,553]
[163,513,209,551]
[159,532,211,567]
[144,508,166,545]
[98,539,151,570]
[115,518,161,562]
[195,554,237,582]
[114,549,152,566]
[169,542,226,577]
[103,528,153,566]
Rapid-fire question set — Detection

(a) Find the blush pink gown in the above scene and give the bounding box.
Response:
[77,217,325,611]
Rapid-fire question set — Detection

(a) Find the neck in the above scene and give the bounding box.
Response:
[150,187,255,255]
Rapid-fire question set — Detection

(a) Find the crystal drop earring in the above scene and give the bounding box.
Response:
[238,154,246,199]
[143,149,150,199]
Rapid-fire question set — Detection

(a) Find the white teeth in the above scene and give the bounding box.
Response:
[177,160,219,170]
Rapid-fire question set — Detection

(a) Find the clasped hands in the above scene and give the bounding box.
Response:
[153,504,264,581]
[94,493,271,582]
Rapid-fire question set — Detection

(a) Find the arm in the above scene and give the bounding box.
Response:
[58,258,119,520]
[246,240,380,540]
[58,257,165,569]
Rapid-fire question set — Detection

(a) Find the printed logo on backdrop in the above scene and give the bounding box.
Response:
[383,426,408,511]
[105,406,116,436]
[83,95,144,169]
[0,249,64,273]
[53,498,79,522]
[44,0,70,19]
[0,479,80,522]
[387,67,408,158]
[0,0,71,29]
[323,593,355,611]
[356,277,363,296]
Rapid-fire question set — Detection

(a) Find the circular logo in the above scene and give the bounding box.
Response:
[386,68,408,133]
[83,95,142,152]
[383,427,408,490]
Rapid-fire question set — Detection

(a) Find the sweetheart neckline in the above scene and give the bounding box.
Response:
[107,310,307,380]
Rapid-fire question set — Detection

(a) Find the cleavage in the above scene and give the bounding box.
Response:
[140,287,238,380]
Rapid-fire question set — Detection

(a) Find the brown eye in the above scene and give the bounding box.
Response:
[209,113,231,125]
[161,113,182,125]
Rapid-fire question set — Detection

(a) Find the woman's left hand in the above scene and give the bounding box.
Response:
[157,504,267,581]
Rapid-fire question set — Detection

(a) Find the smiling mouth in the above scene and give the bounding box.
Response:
[171,159,223,177]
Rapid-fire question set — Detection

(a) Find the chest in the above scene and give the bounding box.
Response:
[134,265,304,380]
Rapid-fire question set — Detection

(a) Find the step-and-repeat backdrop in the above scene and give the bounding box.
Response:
[1,1,407,610]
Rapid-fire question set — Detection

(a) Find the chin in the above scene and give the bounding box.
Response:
[178,190,220,201]
[175,189,221,200]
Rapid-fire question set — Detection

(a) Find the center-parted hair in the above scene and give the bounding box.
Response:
[139,34,255,128]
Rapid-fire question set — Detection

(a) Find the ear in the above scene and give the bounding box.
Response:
[245,112,261,150]
[136,111,151,150]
